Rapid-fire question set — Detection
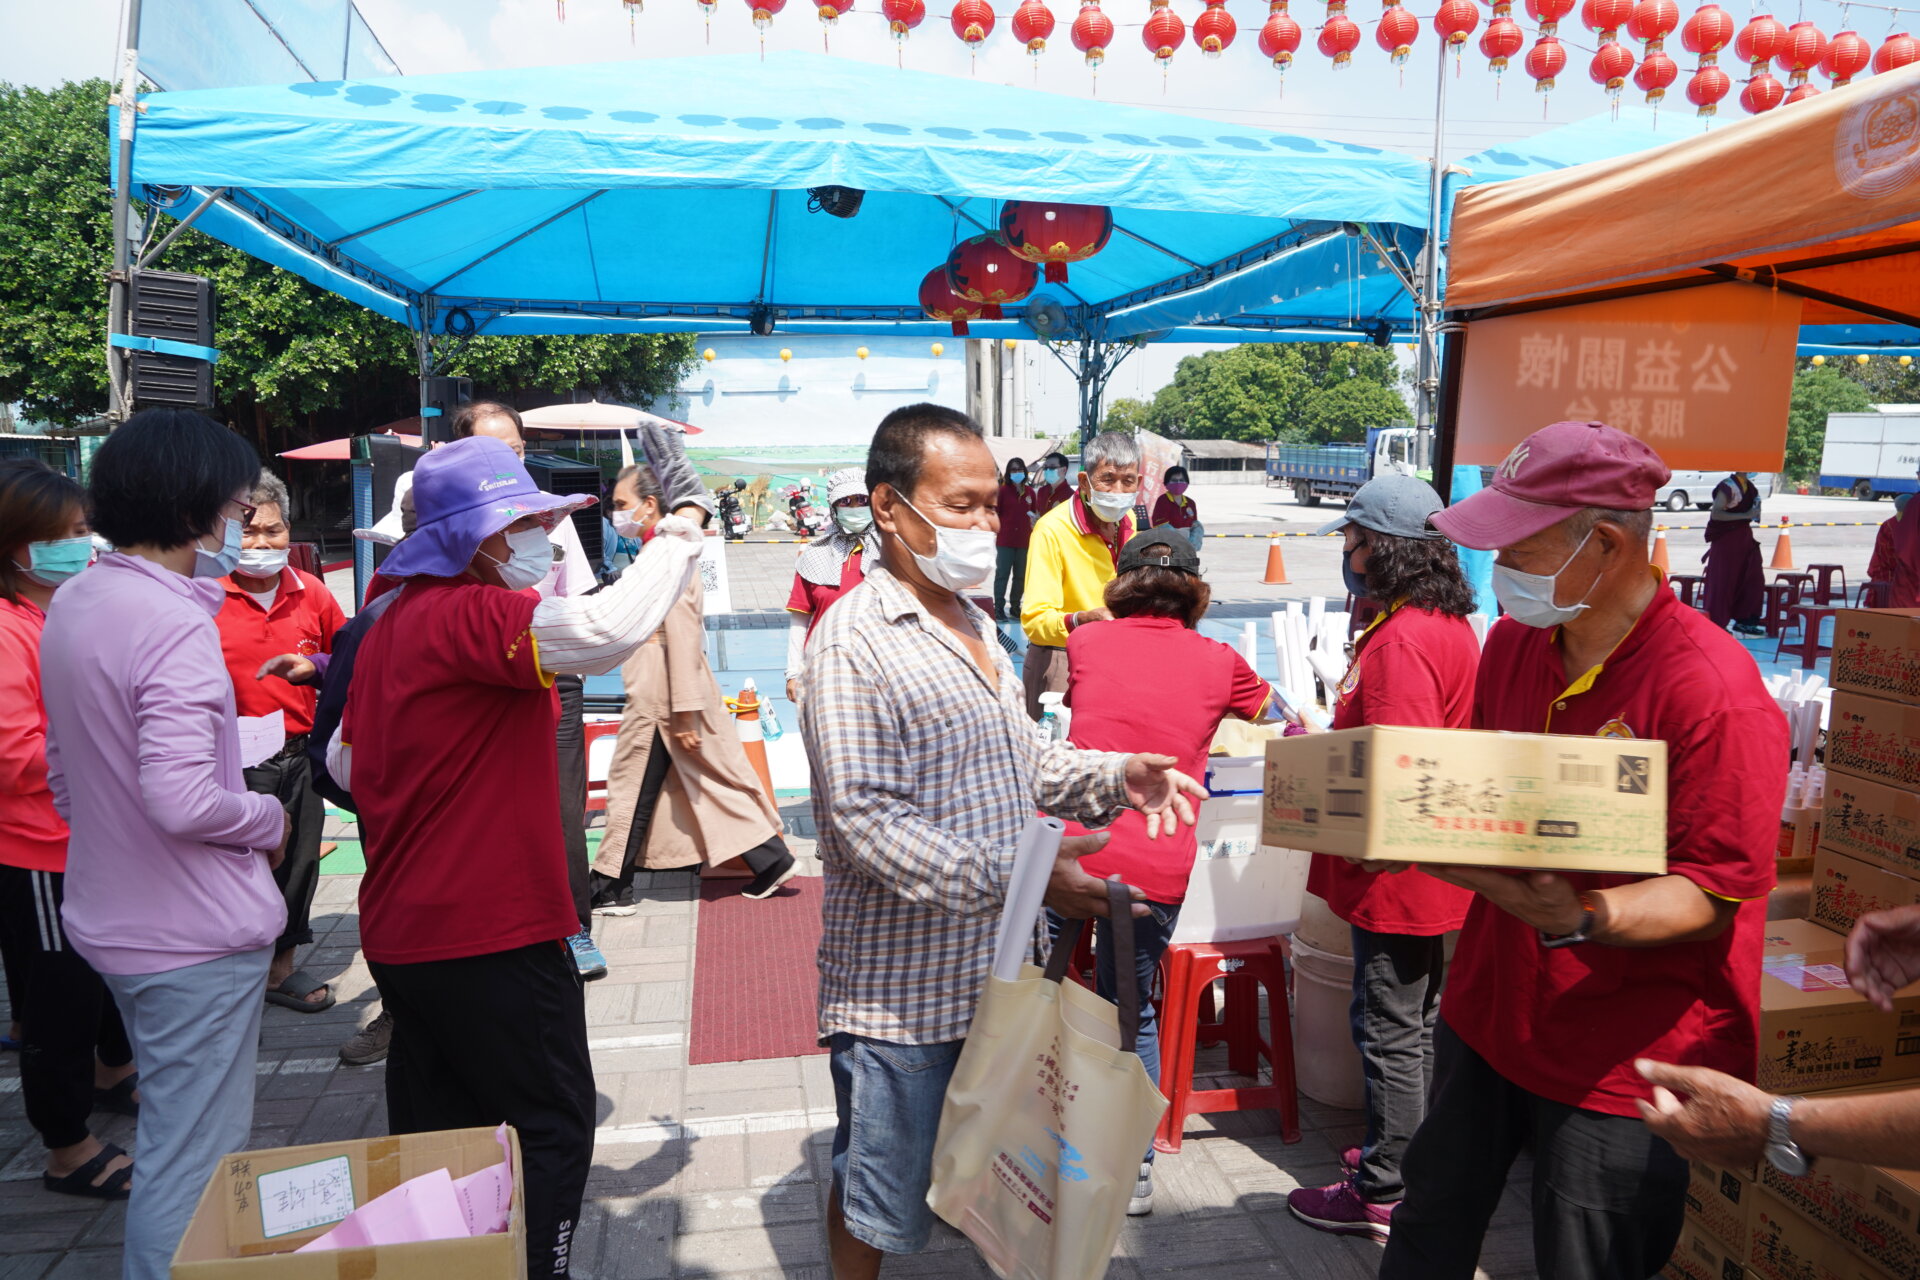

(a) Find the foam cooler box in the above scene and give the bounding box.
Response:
[1171,758,1311,945]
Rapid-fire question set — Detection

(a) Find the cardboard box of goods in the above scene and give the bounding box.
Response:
[1819,772,1920,881]
[1810,847,1920,937]
[1665,1215,1744,1280]
[1685,1159,1755,1257]
[1830,609,1920,706]
[171,1126,523,1280]
[1758,919,1920,1093]
[1745,1186,1899,1280]
[1261,727,1668,875]
[1826,691,1920,793]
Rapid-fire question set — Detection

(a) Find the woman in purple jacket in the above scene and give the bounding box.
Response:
[41,409,289,1280]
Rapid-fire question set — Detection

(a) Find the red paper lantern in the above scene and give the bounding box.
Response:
[1734,13,1785,68]
[1481,2,1524,75]
[1635,49,1677,100]
[1260,0,1305,74]
[951,0,995,50]
[1686,63,1730,114]
[1591,38,1635,93]
[1876,32,1920,75]
[1193,0,1237,56]
[1526,33,1567,90]
[1525,0,1574,35]
[1320,1,1362,66]
[1143,0,1185,61]
[1011,0,1054,54]
[1626,0,1676,46]
[1434,0,1479,45]
[1821,30,1871,86]
[1581,0,1633,40]
[946,234,1038,317]
[1785,81,1821,103]
[1000,201,1114,284]
[1740,69,1785,112]
[919,267,988,337]
[746,0,786,30]
[817,0,852,25]
[881,0,925,42]
[1774,20,1826,86]
[1681,4,1732,59]
[1379,2,1421,64]
[1070,0,1114,67]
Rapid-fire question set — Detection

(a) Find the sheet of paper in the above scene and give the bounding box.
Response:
[296,1167,468,1252]
[236,711,286,769]
[257,1154,355,1240]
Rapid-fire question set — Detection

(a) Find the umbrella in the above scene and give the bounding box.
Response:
[519,401,702,435]
[279,430,421,461]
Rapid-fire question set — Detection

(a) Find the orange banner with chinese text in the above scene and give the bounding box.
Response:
[1453,282,1802,472]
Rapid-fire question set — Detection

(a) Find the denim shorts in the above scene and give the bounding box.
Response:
[828,1032,964,1254]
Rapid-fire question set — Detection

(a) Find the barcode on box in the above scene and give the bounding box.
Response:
[1328,789,1365,819]
[1558,763,1604,787]
[1874,1185,1912,1224]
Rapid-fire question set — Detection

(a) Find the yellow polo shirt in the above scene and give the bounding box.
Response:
[1020,496,1135,648]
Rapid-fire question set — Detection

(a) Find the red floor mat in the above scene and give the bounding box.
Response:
[689,875,828,1065]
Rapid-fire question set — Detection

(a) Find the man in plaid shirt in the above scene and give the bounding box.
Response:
[798,404,1204,1279]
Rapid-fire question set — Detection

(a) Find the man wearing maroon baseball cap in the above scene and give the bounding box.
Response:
[1377,422,1789,1280]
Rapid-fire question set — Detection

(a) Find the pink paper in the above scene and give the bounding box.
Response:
[295,1168,467,1252]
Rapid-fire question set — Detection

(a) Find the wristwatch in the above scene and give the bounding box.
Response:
[1765,1096,1813,1177]
[1539,891,1599,949]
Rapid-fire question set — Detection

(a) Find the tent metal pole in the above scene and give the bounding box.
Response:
[137,187,228,269]
[106,0,144,426]
[1415,33,1449,441]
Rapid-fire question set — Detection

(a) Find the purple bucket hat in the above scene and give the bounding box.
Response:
[378,436,597,579]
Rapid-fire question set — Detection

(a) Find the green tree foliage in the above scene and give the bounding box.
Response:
[1785,361,1875,482]
[0,80,693,443]
[1101,396,1153,435]
[1140,343,1409,443]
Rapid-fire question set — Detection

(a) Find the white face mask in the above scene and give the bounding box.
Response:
[192,517,244,580]
[1084,485,1137,522]
[235,545,289,579]
[896,495,995,592]
[481,525,554,591]
[834,507,873,537]
[1491,529,1599,629]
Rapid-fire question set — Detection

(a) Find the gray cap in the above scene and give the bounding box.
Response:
[1316,474,1445,540]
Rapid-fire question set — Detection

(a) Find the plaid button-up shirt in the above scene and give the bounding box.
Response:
[799,564,1130,1045]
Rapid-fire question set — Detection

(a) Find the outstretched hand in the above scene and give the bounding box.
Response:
[1632,1059,1772,1164]
[1846,904,1920,1012]
[256,653,317,686]
[1121,753,1207,840]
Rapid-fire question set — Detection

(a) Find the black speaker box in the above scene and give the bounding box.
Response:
[522,452,604,572]
[128,269,215,409]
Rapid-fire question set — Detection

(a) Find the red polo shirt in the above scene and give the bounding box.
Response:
[786,547,866,639]
[1033,481,1073,517]
[996,483,1037,550]
[344,578,576,965]
[1443,584,1787,1118]
[1150,493,1199,530]
[1306,605,1476,935]
[1061,616,1269,903]
[214,568,345,736]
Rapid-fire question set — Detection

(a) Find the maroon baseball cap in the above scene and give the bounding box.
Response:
[1431,421,1672,551]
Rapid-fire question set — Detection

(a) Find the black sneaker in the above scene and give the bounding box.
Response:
[742,851,799,899]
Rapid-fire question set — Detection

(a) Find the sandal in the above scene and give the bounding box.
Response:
[43,1143,133,1201]
[264,969,337,1014]
[93,1073,139,1117]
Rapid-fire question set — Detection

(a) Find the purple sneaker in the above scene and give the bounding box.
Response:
[1287,1177,1395,1240]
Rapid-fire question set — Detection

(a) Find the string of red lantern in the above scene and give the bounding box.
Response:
[1379,0,1422,73]
[1879,30,1920,73]
[1627,0,1677,105]
[1679,1,1731,116]
[1000,200,1114,283]
[1777,20,1827,104]
[1822,29,1872,87]
[1194,0,1237,57]
[1734,13,1785,113]
[1144,0,1187,71]
[1583,0,1636,105]
[1070,0,1114,75]
[946,233,1039,319]
[1258,0,1304,86]
[1011,0,1055,63]
[1524,0,1573,113]
[1480,1,1525,92]
[1433,0,1478,75]
[881,0,924,62]
[1320,0,1362,68]
[951,0,994,64]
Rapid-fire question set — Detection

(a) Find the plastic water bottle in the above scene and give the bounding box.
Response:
[760,697,784,741]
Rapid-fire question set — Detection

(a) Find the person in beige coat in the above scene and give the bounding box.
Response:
[589,463,799,910]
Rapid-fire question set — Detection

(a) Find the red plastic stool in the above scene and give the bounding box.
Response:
[1667,574,1706,608]
[1762,580,1802,639]
[1860,581,1892,610]
[1774,605,1836,668]
[1774,571,1814,603]
[1153,936,1301,1153]
[1806,563,1847,606]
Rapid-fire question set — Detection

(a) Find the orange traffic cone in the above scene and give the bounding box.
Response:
[1650,530,1670,573]
[1769,517,1795,570]
[709,681,779,879]
[1263,536,1290,586]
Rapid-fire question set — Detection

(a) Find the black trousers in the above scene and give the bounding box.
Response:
[370,941,595,1279]
[0,865,133,1150]
[1379,1020,1687,1280]
[554,674,591,932]
[1350,926,1447,1202]
[243,739,324,953]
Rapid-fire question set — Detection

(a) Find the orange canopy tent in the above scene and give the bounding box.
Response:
[1437,64,1920,485]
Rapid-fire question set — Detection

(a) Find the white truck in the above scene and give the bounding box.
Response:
[1820,409,1920,500]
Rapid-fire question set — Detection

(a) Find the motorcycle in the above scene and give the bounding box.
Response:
[786,485,830,538]
[716,479,751,542]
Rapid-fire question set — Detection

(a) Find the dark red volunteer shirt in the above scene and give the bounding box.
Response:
[1034,481,1073,517]
[1443,584,1787,1118]
[215,568,345,735]
[344,578,577,965]
[996,483,1037,550]
[786,547,866,639]
[1150,493,1199,530]
[1306,606,1476,935]
[1060,616,1269,903]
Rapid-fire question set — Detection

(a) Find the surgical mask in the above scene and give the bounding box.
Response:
[834,507,873,537]
[1008,470,1027,485]
[1341,547,1369,600]
[612,510,646,540]
[235,546,289,579]
[192,517,244,580]
[481,526,554,592]
[1043,468,1061,484]
[898,496,995,592]
[1084,486,1137,522]
[1491,529,1599,629]
[1166,482,1189,495]
[18,536,93,587]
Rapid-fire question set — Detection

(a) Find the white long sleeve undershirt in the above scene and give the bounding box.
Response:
[785,614,808,682]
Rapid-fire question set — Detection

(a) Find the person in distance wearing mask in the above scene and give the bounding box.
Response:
[992,454,1037,623]
[1032,451,1073,516]
[1020,430,1140,718]
[798,403,1205,1279]
[784,466,871,706]
[1376,421,1789,1280]
[213,470,344,1016]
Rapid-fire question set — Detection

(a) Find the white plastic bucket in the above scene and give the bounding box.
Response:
[1290,934,1365,1110]
[1169,793,1311,945]
[1293,890,1353,958]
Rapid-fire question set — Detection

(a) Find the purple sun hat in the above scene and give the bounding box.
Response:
[378,436,597,579]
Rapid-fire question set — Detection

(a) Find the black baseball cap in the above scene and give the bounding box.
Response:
[1118,525,1201,576]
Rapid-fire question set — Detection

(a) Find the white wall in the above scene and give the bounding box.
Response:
[668,334,966,448]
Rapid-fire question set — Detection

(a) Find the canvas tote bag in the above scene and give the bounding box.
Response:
[926,882,1169,1280]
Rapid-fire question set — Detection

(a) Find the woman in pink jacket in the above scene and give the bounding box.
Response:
[41,410,289,1280]
[0,459,138,1201]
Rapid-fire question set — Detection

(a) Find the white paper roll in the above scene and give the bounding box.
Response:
[991,815,1066,982]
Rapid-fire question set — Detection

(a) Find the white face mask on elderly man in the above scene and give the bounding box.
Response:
[897,495,996,593]
[1491,529,1599,629]
[481,525,555,591]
